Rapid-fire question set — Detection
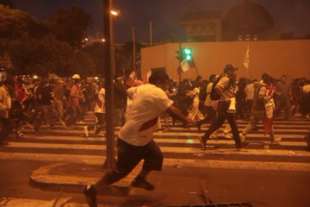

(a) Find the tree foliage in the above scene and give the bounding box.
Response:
[0,5,48,40]
[8,35,72,76]
[0,0,14,8]
[47,6,91,48]
[0,5,100,76]
[82,42,105,76]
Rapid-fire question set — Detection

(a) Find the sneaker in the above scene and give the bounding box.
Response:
[131,177,155,191]
[83,185,97,207]
[84,126,89,137]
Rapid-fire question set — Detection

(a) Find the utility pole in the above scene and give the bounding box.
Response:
[102,0,116,169]
[177,43,182,83]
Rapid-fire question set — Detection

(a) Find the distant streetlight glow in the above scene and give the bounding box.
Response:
[101,38,106,42]
[110,10,119,16]
[84,37,89,42]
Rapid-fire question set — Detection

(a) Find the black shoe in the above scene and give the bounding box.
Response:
[200,135,208,150]
[83,185,97,207]
[131,177,155,191]
[196,120,203,131]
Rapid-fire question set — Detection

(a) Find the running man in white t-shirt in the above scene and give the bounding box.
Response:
[83,70,194,207]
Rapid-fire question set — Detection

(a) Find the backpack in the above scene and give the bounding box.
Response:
[253,83,265,111]
[210,75,222,101]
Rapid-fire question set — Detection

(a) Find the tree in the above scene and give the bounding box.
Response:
[48,6,91,48]
[8,35,73,76]
[0,0,13,8]
[115,41,143,77]
[82,42,106,76]
[69,51,97,76]
[0,5,48,40]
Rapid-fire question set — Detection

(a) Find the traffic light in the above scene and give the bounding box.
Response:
[182,48,192,61]
[176,48,193,62]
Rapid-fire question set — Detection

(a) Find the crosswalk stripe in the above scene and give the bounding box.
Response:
[0,197,93,207]
[6,137,307,148]
[20,130,307,139]
[2,141,310,157]
[0,152,310,172]
[2,118,309,174]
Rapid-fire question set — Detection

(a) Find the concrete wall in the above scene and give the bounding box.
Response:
[141,40,310,81]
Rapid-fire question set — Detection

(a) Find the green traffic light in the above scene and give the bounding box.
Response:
[183,48,192,60]
[183,48,192,55]
[185,55,192,61]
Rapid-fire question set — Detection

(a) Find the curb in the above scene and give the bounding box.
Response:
[30,162,142,194]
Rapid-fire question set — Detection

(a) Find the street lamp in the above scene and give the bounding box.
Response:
[110,9,120,17]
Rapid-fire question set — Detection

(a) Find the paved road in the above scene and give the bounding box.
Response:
[0,114,309,207]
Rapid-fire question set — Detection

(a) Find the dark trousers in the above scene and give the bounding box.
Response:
[203,101,241,147]
[198,106,216,125]
[96,138,163,189]
[0,117,11,141]
[94,113,105,135]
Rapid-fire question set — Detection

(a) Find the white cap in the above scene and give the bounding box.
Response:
[72,74,81,79]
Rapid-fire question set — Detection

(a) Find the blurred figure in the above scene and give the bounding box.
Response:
[197,74,218,129]
[0,69,12,144]
[52,78,67,128]
[93,81,105,136]
[300,80,310,119]
[244,79,255,119]
[114,76,127,126]
[242,73,279,144]
[200,64,246,150]
[66,74,83,126]
[35,78,54,130]
[275,75,291,120]
[236,78,247,119]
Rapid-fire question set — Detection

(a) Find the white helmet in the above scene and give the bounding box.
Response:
[72,74,81,80]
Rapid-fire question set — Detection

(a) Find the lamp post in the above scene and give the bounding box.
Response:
[103,0,116,169]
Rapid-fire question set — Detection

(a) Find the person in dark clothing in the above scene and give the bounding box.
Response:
[114,77,127,126]
[200,64,247,150]
[34,79,54,130]
[0,70,11,144]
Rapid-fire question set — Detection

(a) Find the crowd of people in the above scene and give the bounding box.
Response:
[1,65,310,207]
[82,66,310,207]
[0,66,310,146]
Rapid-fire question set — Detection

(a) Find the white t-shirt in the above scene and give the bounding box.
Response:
[245,83,255,101]
[119,84,173,146]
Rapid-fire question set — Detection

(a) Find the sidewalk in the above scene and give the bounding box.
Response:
[29,162,253,207]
